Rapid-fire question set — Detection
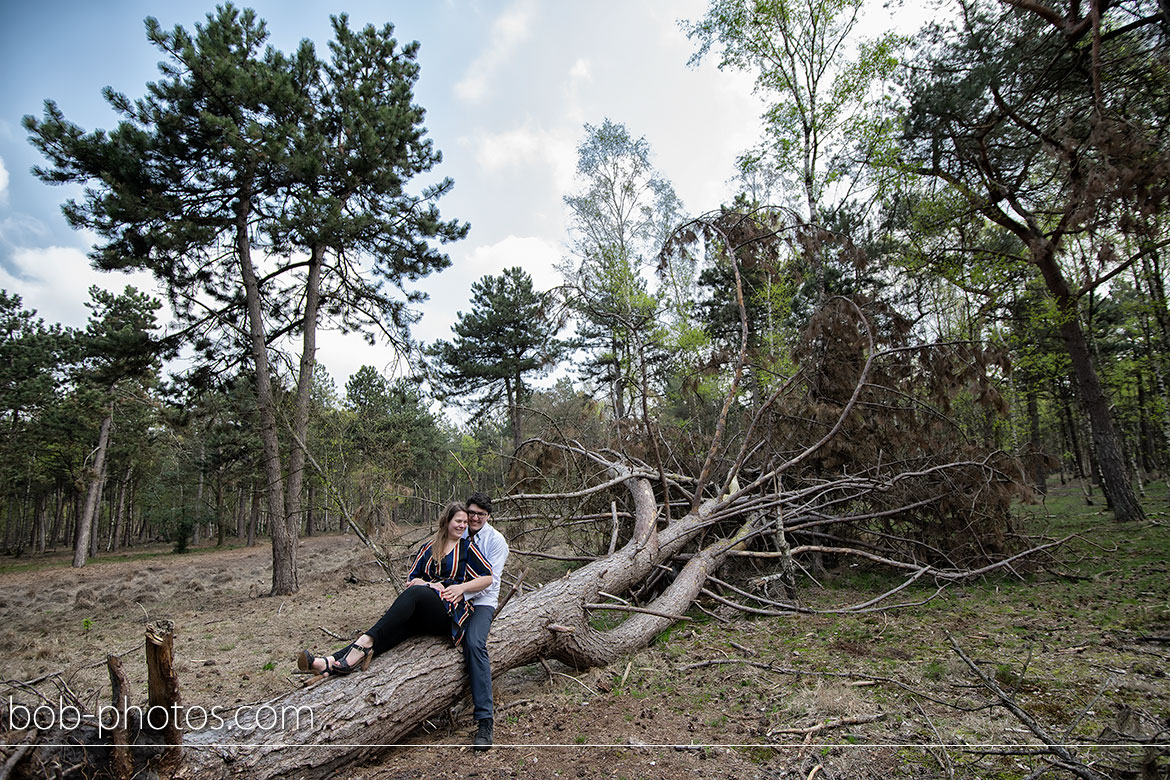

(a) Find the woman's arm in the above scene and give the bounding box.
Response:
[406,543,433,585]
[439,574,493,603]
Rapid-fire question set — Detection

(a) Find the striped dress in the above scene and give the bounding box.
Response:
[408,537,493,645]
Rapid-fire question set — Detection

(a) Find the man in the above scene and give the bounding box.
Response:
[462,491,509,751]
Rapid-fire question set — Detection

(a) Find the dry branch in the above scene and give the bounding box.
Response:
[947,634,1105,780]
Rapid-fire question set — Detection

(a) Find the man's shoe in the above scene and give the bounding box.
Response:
[473,718,493,752]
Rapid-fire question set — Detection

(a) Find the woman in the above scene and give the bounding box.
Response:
[297,502,493,679]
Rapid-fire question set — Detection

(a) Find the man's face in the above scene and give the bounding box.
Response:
[466,503,489,533]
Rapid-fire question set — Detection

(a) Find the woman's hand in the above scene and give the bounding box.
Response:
[438,583,464,603]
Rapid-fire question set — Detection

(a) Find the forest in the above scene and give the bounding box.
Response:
[1,0,1167,778]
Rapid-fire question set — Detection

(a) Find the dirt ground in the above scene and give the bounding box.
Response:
[2,484,1168,779]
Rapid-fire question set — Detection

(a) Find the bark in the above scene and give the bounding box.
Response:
[48,489,62,550]
[236,486,246,539]
[90,464,106,558]
[1033,245,1144,522]
[109,464,131,552]
[73,410,112,568]
[247,483,259,547]
[216,468,225,546]
[34,494,46,555]
[145,621,183,772]
[107,655,134,780]
[1026,387,1047,494]
[505,375,522,454]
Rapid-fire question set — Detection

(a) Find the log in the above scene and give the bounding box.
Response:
[170,478,733,779]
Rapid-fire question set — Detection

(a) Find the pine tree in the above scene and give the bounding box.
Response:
[429,267,565,452]
[25,6,465,591]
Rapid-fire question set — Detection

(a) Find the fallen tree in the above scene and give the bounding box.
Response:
[5,213,1052,779]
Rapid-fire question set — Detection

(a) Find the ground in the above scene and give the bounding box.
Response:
[1,482,1168,779]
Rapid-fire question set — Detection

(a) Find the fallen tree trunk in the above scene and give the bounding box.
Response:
[174,472,730,779]
[8,467,741,780]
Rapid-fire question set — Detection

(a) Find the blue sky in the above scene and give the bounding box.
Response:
[0,0,859,388]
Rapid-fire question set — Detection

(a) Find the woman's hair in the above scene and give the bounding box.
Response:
[430,502,467,568]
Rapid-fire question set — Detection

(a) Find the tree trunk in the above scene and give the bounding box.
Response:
[216,468,225,547]
[109,464,130,552]
[285,245,323,552]
[74,410,112,568]
[35,494,46,555]
[193,454,203,547]
[247,482,259,548]
[304,483,314,537]
[170,472,729,780]
[235,486,246,540]
[1026,386,1047,495]
[236,199,295,594]
[1033,246,1144,522]
[145,620,183,772]
[504,375,522,454]
[48,489,62,550]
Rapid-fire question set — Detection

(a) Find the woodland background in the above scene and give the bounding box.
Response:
[0,0,1168,776]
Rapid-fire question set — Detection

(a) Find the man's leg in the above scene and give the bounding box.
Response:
[462,605,495,750]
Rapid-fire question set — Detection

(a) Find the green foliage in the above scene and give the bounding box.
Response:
[561,118,684,420]
[172,516,192,554]
[22,5,468,578]
[685,0,904,221]
[25,5,466,363]
[343,366,448,482]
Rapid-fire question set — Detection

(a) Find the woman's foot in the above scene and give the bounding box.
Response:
[297,638,372,676]
[331,639,373,671]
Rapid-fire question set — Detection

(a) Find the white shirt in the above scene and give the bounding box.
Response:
[464,521,509,609]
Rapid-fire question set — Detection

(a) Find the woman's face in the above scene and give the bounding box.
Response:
[446,510,468,541]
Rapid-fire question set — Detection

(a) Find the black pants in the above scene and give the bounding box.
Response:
[366,585,450,656]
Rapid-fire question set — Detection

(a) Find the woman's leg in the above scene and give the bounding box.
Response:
[365,585,450,655]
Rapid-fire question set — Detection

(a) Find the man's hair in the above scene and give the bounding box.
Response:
[466,491,493,516]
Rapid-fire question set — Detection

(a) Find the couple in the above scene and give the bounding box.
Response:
[297,492,509,751]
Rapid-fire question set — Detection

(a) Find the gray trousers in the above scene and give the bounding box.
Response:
[462,604,495,721]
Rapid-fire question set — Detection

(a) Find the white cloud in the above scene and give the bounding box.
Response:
[454,0,535,102]
[0,243,160,328]
[568,58,591,82]
[413,234,564,348]
[0,157,9,205]
[314,328,407,389]
[463,234,562,291]
[467,123,577,194]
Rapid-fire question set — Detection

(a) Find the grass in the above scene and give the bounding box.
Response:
[648,478,1170,777]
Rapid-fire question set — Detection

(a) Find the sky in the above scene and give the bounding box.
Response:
[0,0,911,393]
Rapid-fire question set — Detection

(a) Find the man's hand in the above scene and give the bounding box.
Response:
[439,583,464,603]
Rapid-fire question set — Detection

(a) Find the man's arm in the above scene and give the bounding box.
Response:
[478,528,509,579]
